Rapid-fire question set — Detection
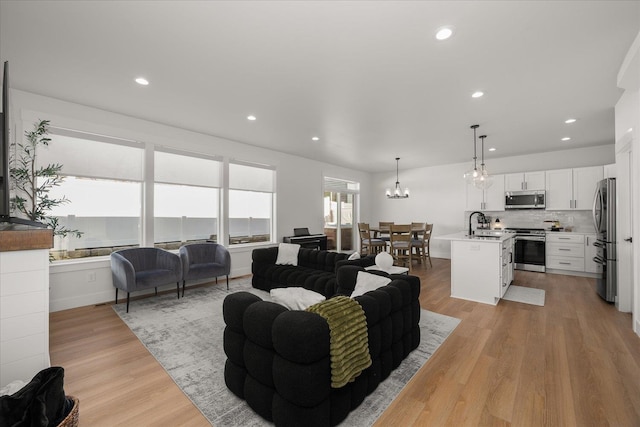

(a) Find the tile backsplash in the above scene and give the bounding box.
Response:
[465,209,596,233]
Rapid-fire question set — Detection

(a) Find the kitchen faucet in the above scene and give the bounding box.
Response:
[468,211,486,236]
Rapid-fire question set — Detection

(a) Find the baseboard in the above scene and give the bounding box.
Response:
[544,268,599,278]
[50,268,252,312]
[636,320,640,337]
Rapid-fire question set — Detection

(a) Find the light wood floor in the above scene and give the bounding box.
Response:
[50,259,640,426]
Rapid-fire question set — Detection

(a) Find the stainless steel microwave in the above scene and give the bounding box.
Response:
[505,190,546,209]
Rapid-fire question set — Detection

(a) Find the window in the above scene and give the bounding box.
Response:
[34,128,276,259]
[154,150,221,249]
[38,130,144,260]
[228,161,275,245]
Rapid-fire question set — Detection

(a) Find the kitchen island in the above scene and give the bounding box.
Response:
[436,232,514,305]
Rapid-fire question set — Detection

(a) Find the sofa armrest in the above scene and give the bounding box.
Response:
[335,255,375,273]
[155,249,182,279]
[215,245,232,275]
[110,252,135,291]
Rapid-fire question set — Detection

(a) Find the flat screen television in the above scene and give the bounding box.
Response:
[1,61,46,227]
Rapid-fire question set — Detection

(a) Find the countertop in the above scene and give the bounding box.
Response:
[436,232,513,243]
[544,229,596,234]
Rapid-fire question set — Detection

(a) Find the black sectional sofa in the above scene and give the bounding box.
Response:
[251,246,375,297]
[223,259,421,427]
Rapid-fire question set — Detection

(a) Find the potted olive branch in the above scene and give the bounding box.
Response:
[10,119,82,240]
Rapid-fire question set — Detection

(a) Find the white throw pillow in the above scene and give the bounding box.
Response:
[348,252,361,260]
[350,271,392,298]
[275,243,300,265]
[270,287,326,310]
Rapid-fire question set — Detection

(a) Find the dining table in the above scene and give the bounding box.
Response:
[369,225,426,239]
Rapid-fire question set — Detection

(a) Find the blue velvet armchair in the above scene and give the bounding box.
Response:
[110,247,182,312]
[179,243,231,296]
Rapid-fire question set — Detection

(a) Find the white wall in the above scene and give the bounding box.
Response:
[615,30,640,335]
[8,89,621,313]
[370,145,615,259]
[10,90,372,311]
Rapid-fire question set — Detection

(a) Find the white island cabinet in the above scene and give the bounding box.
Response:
[436,233,514,305]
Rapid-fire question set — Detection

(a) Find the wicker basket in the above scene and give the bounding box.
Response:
[57,396,79,427]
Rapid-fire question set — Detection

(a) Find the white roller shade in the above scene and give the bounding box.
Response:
[155,150,221,187]
[37,133,143,181]
[229,162,275,192]
[324,177,360,193]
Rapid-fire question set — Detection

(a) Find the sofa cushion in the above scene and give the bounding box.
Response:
[350,272,392,298]
[335,265,388,296]
[243,301,289,349]
[272,311,330,364]
[253,264,337,297]
[276,243,300,265]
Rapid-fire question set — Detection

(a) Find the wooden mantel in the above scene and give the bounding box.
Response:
[0,223,54,252]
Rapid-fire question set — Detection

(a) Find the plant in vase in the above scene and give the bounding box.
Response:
[10,119,82,247]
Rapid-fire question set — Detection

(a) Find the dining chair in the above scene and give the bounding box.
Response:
[358,222,387,256]
[378,221,394,242]
[390,224,412,270]
[411,223,433,267]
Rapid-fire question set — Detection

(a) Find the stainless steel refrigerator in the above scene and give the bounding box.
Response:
[592,178,616,302]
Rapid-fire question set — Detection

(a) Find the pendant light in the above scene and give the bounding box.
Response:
[463,124,480,184]
[386,157,409,199]
[473,134,493,189]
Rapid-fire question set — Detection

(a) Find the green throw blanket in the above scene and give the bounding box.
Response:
[306,296,372,388]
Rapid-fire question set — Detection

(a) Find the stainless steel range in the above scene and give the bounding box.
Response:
[506,227,546,272]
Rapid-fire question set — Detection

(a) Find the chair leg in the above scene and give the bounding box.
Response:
[176,282,180,299]
[115,288,118,305]
[226,275,229,290]
[216,277,218,284]
[182,280,187,298]
[155,287,158,296]
[126,292,130,313]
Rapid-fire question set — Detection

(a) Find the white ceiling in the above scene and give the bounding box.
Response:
[1,1,639,173]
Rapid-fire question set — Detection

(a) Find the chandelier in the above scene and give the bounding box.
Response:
[474,134,493,189]
[463,124,492,189]
[386,157,409,199]
[463,124,480,184]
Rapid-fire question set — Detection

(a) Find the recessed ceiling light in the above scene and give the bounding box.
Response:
[564,118,577,124]
[247,115,257,121]
[435,27,453,41]
[488,147,496,152]
[471,91,484,98]
[135,77,149,86]
[561,137,571,141]
[311,136,320,141]
[628,127,633,133]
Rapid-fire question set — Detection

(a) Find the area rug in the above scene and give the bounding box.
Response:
[502,285,546,306]
[113,277,460,426]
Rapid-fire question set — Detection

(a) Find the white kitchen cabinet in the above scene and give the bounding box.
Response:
[545,169,573,210]
[504,171,545,191]
[465,174,505,211]
[573,167,603,209]
[584,234,601,274]
[545,166,603,210]
[501,237,514,297]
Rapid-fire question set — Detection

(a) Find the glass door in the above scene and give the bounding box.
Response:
[323,191,355,252]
